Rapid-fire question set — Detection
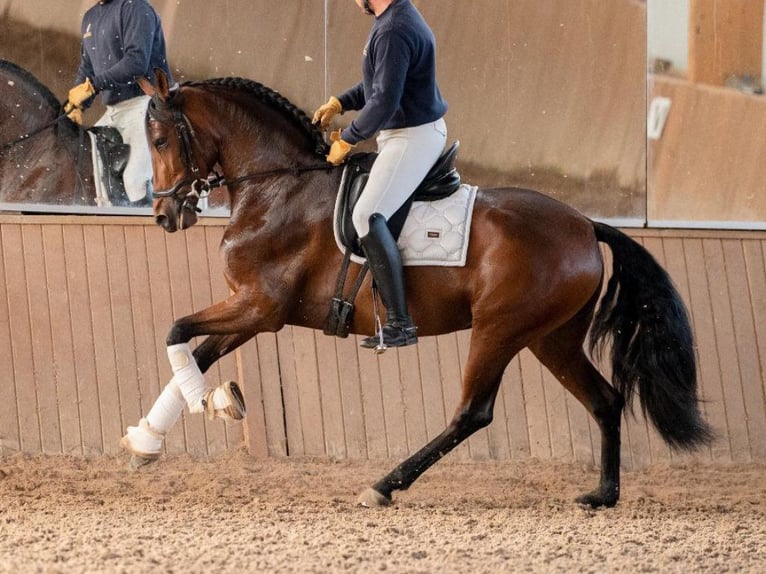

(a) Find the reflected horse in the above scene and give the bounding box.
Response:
[0,59,97,205]
[138,69,712,508]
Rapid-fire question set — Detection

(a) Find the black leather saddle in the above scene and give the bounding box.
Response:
[335,141,461,256]
[89,126,131,205]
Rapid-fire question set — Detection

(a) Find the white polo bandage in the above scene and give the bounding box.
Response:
[167,343,208,413]
[121,418,164,459]
[145,378,185,433]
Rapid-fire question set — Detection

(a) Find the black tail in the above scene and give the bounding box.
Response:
[589,221,714,450]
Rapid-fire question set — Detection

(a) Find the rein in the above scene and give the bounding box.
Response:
[151,102,331,210]
[1,113,68,151]
[151,164,332,198]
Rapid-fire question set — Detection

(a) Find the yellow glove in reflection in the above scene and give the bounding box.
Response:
[312,96,342,128]
[326,130,354,166]
[67,107,83,125]
[64,78,95,113]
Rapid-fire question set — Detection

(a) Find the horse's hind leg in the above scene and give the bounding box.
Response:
[529,309,624,508]
[358,333,517,507]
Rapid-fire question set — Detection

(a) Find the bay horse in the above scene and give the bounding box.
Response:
[0,59,97,206]
[135,69,712,508]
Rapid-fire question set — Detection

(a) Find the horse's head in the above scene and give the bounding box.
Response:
[138,69,217,232]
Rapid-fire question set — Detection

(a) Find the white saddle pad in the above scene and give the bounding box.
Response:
[335,184,478,267]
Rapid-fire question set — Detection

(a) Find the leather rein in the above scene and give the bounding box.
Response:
[1,112,68,152]
[152,104,331,212]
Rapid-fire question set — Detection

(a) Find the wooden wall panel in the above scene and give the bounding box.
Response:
[741,242,766,460]
[62,226,102,455]
[23,225,61,455]
[3,224,41,453]
[1,218,765,473]
[335,337,367,459]
[0,223,19,452]
[44,225,82,455]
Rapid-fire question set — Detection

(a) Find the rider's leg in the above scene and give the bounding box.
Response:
[109,95,153,204]
[360,213,418,347]
[352,119,447,348]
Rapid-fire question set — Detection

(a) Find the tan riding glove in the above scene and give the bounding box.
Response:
[326,129,354,166]
[312,96,342,128]
[67,107,83,125]
[64,78,96,114]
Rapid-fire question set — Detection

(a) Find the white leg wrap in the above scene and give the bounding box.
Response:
[145,378,185,434]
[121,418,164,459]
[167,343,208,413]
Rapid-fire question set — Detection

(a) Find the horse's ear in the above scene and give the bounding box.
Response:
[137,76,155,98]
[154,68,171,101]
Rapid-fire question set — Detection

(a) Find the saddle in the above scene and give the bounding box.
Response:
[324,141,462,339]
[89,126,131,205]
[335,141,461,257]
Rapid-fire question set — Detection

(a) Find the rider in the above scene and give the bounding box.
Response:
[65,0,173,206]
[313,0,448,349]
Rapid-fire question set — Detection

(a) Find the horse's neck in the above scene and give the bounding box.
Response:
[227,167,341,235]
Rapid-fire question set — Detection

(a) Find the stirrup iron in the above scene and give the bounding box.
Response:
[372,285,387,355]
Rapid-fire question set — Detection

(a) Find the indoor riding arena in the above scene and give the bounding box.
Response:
[1,1,765,572]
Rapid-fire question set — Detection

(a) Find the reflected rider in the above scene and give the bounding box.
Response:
[66,0,173,206]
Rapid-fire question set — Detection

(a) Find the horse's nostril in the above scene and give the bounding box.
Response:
[155,214,167,228]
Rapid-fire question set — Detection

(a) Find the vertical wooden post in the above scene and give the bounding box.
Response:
[688,0,764,86]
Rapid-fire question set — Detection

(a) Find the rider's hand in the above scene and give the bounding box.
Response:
[326,130,354,166]
[67,107,83,125]
[312,96,342,128]
[64,78,95,113]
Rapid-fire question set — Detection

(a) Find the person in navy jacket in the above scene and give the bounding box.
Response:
[314,0,448,350]
[65,0,173,206]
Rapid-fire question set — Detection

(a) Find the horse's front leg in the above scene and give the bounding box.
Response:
[122,294,271,464]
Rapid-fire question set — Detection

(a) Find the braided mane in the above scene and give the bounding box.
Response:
[185,77,330,157]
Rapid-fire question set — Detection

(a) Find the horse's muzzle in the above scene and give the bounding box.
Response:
[155,213,176,233]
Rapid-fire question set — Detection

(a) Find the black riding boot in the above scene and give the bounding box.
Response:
[360,213,418,349]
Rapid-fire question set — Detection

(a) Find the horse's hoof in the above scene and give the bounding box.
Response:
[202,381,246,421]
[575,489,619,508]
[357,487,391,508]
[127,454,157,471]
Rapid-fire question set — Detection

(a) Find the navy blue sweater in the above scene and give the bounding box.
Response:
[338,0,447,144]
[74,0,172,106]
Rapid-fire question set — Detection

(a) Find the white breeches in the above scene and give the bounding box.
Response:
[94,95,152,203]
[352,118,447,237]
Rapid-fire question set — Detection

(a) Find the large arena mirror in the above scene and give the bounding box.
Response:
[1,0,646,221]
[648,0,766,229]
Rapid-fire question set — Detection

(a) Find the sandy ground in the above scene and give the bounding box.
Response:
[0,451,764,573]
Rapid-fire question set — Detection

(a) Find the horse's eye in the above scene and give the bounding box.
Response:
[154,137,168,150]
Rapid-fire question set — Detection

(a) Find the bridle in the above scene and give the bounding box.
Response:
[150,95,331,213]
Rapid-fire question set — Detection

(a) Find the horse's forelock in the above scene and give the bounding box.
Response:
[147,90,178,122]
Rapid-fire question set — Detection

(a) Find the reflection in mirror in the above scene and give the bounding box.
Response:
[0,1,645,222]
[648,0,766,228]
